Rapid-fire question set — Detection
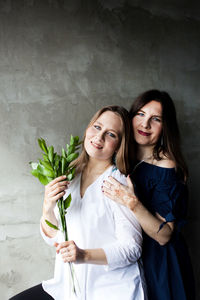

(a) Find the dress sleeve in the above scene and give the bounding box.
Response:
[151,175,188,231]
[102,169,142,270]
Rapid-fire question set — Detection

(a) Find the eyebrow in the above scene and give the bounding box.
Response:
[95,121,122,135]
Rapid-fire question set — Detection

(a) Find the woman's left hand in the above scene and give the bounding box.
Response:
[102,175,139,211]
[55,241,85,264]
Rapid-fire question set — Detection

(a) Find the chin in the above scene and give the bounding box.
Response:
[135,136,148,145]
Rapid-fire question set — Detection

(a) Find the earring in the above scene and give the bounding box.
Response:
[160,135,164,147]
[112,153,117,165]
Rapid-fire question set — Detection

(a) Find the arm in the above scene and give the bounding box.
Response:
[41,175,69,239]
[55,203,142,267]
[55,241,108,265]
[133,201,174,245]
[102,176,174,246]
[102,202,142,269]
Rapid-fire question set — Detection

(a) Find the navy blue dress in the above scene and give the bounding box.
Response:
[132,162,195,300]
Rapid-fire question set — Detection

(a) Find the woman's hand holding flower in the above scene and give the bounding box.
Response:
[102,175,139,212]
[43,175,69,213]
[55,241,86,264]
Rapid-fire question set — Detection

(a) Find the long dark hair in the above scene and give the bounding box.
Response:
[73,105,132,175]
[129,89,188,181]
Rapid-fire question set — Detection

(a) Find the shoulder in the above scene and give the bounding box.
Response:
[107,166,127,185]
[153,155,176,169]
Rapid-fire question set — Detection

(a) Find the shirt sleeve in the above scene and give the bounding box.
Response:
[40,204,62,246]
[40,219,60,246]
[102,169,143,271]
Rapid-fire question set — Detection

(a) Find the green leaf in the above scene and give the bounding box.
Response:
[48,146,54,163]
[66,152,79,163]
[42,153,49,162]
[61,157,67,174]
[38,138,48,154]
[71,167,75,177]
[67,173,73,181]
[73,136,79,145]
[40,160,53,171]
[64,194,72,210]
[76,141,83,147]
[62,148,67,158]
[54,154,61,168]
[37,164,55,178]
[38,173,50,185]
[67,144,75,156]
[70,135,74,145]
[57,168,62,177]
[45,219,59,230]
[46,176,53,183]
[31,169,39,178]
[30,162,38,170]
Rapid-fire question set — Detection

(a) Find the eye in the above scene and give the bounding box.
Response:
[136,112,144,117]
[94,125,101,130]
[152,117,162,122]
[107,132,116,138]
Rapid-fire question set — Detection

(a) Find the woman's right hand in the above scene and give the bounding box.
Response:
[43,175,69,213]
[102,175,139,211]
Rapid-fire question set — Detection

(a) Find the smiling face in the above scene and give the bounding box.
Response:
[132,100,163,147]
[84,111,123,163]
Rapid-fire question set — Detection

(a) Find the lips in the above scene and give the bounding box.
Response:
[91,141,103,149]
[138,130,151,136]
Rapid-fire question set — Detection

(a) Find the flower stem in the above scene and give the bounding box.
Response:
[57,197,78,296]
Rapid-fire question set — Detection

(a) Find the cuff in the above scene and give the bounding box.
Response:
[40,218,60,246]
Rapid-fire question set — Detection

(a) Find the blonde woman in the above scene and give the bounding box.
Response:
[10,106,147,300]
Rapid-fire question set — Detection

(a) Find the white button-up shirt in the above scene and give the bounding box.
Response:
[41,166,147,300]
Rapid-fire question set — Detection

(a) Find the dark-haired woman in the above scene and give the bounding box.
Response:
[102,90,195,300]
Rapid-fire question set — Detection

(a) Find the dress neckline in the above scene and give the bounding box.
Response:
[141,160,175,170]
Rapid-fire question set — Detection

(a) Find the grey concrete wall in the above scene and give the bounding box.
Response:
[0,1,199,299]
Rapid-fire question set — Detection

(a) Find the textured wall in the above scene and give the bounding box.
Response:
[0,1,199,299]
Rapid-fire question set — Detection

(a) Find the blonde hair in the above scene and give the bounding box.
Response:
[72,106,131,175]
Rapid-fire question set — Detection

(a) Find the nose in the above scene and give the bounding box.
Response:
[141,117,151,129]
[95,131,104,141]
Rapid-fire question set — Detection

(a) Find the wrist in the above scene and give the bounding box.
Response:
[132,200,144,214]
[83,249,90,263]
[127,195,138,211]
[43,203,55,216]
